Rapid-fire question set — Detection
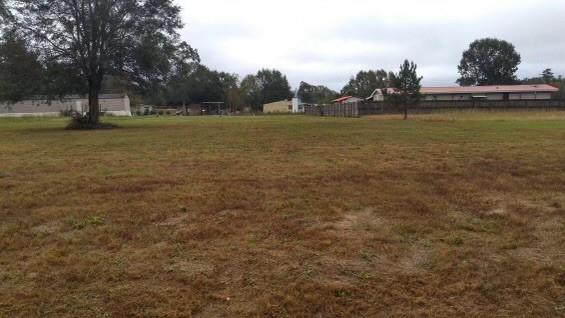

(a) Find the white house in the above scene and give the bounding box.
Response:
[0,94,132,117]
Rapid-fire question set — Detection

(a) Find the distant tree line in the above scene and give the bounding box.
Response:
[161,67,293,112]
[0,3,563,129]
[522,68,562,84]
[336,60,422,119]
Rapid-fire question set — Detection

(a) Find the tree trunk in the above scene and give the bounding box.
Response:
[404,104,408,120]
[87,78,101,125]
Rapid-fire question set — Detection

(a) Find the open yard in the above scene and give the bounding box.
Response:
[1,113,564,317]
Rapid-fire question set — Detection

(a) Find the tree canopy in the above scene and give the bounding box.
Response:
[297,82,337,104]
[165,66,295,112]
[4,0,198,127]
[256,69,293,104]
[0,32,43,103]
[237,69,292,110]
[341,70,396,98]
[165,62,241,105]
[240,74,263,110]
[457,38,521,86]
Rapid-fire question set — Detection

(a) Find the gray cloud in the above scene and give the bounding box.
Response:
[179,0,565,91]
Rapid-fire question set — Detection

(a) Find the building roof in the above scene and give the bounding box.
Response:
[331,96,361,103]
[366,88,400,100]
[421,84,558,95]
[331,96,353,103]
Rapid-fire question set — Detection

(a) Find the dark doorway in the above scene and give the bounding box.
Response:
[503,93,510,101]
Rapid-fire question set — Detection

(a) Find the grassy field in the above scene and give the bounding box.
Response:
[1,113,564,317]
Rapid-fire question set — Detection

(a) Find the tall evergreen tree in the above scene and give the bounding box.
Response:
[541,68,555,83]
[391,60,422,120]
[522,68,563,86]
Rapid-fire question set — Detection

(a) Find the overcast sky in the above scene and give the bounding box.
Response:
[179,0,565,91]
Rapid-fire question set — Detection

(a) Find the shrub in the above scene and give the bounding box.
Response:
[65,111,117,130]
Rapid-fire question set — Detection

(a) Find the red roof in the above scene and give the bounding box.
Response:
[421,84,558,95]
[332,96,354,103]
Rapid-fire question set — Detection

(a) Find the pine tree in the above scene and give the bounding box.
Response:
[391,60,422,120]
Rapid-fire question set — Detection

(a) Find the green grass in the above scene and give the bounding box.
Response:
[1,113,564,317]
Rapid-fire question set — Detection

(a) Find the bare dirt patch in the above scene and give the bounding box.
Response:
[334,207,382,231]
[317,207,389,243]
[156,214,190,227]
[396,245,433,274]
[30,221,61,235]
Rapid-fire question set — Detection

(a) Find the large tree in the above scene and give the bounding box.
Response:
[5,0,197,127]
[390,60,422,120]
[457,38,521,86]
[341,69,395,98]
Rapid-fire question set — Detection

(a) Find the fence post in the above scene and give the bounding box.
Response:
[355,102,359,117]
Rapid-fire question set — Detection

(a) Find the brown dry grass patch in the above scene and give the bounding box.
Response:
[0,114,564,317]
